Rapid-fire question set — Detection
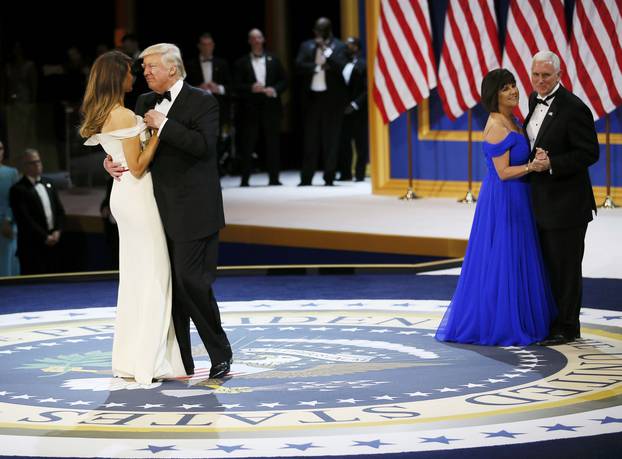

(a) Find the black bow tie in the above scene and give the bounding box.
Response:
[155,91,171,104]
[535,92,556,106]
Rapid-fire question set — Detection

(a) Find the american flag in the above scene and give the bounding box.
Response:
[567,0,622,119]
[372,0,437,124]
[501,0,572,120]
[436,0,501,121]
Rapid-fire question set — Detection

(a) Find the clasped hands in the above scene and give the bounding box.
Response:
[529,147,551,173]
[252,82,277,97]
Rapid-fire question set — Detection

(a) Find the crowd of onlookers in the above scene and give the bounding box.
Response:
[0,17,369,276]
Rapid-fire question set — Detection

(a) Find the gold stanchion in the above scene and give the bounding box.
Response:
[400,109,419,200]
[459,108,476,204]
[600,114,617,208]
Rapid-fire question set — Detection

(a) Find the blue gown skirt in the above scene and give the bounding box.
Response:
[436,131,556,346]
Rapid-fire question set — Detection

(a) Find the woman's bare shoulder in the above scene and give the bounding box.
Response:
[102,107,136,132]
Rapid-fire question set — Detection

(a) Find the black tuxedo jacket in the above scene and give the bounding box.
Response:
[185,56,232,124]
[346,58,368,114]
[135,82,225,241]
[524,85,599,229]
[295,38,348,106]
[233,52,288,112]
[185,56,232,92]
[9,176,65,253]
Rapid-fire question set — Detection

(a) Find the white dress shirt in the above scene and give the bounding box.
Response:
[251,54,267,86]
[526,83,560,151]
[311,45,332,92]
[154,79,184,136]
[28,176,54,230]
[200,56,225,95]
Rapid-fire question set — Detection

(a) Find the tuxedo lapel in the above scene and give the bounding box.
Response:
[533,95,561,148]
[166,83,189,121]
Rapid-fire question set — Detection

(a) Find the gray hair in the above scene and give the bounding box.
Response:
[140,43,186,79]
[532,51,561,72]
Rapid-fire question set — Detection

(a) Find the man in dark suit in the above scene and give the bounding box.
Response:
[233,28,288,186]
[10,148,65,274]
[524,51,599,346]
[337,37,368,182]
[105,43,232,379]
[296,17,348,186]
[185,32,232,173]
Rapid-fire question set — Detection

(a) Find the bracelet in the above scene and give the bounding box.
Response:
[525,162,530,172]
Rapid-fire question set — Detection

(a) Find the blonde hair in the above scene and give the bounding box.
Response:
[140,43,187,79]
[79,51,133,138]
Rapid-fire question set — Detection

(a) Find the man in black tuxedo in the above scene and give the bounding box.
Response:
[337,37,368,182]
[10,149,65,274]
[105,43,232,379]
[233,28,288,186]
[185,32,232,172]
[524,51,599,346]
[296,17,348,186]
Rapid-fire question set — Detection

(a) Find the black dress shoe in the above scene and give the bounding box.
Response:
[297,182,311,187]
[537,334,569,346]
[209,358,232,379]
[269,181,282,186]
[240,181,249,187]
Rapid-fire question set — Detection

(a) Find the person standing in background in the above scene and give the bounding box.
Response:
[10,149,65,275]
[337,36,368,182]
[295,17,348,186]
[186,32,232,173]
[0,141,20,276]
[233,28,288,186]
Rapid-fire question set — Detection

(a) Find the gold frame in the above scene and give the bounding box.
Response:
[366,0,621,200]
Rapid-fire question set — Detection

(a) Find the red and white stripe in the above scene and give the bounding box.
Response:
[502,0,572,120]
[567,0,622,120]
[437,0,501,121]
[373,0,437,124]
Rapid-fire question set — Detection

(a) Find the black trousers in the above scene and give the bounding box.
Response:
[300,91,344,185]
[167,231,231,374]
[239,103,281,184]
[18,244,61,275]
[538,224,587,339]
[338,111,368,181]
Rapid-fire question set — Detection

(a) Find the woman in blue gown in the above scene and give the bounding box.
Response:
[0,140,20,277]
[436,69,556,346]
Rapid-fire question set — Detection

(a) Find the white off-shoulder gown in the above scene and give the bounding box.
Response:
[86,116,186,384]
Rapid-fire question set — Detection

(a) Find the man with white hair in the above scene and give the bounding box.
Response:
[105,43,232,378]
[524,50,599,346]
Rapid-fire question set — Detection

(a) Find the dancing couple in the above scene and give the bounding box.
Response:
[80,44,231,384]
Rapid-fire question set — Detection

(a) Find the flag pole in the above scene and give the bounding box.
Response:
[400,108,419,200]
[600,113,617,208]
[459,108,476,204]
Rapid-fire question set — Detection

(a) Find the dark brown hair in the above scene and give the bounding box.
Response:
[79,51,133,138]
[480,68,516,113]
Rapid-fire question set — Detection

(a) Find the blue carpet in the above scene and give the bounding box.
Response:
[1,274,620,314]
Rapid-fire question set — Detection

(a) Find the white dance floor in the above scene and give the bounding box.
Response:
[60,171,622,279]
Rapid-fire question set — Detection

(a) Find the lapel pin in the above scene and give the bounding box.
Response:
[548,112,554,116]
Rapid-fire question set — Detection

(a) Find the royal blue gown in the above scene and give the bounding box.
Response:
[436,131,556,346]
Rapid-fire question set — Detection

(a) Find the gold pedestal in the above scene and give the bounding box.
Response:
[600,195,618,209]
[399,187,419,200]
[458,189,477,204]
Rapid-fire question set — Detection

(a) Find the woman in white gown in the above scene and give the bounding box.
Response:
[79,51,186,384]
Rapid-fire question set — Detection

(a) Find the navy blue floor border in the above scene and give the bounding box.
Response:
[1,274,621,314]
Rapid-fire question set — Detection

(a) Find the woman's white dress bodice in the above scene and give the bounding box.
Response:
[84,115,148,168]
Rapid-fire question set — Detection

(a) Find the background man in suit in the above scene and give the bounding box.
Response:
[233,28,288,186]
[105,43,232,379]
[185,32,232,174]
[525,50,599,346]
[337,36,368,182]
[295,17,348,186]
[10,148,65,274]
